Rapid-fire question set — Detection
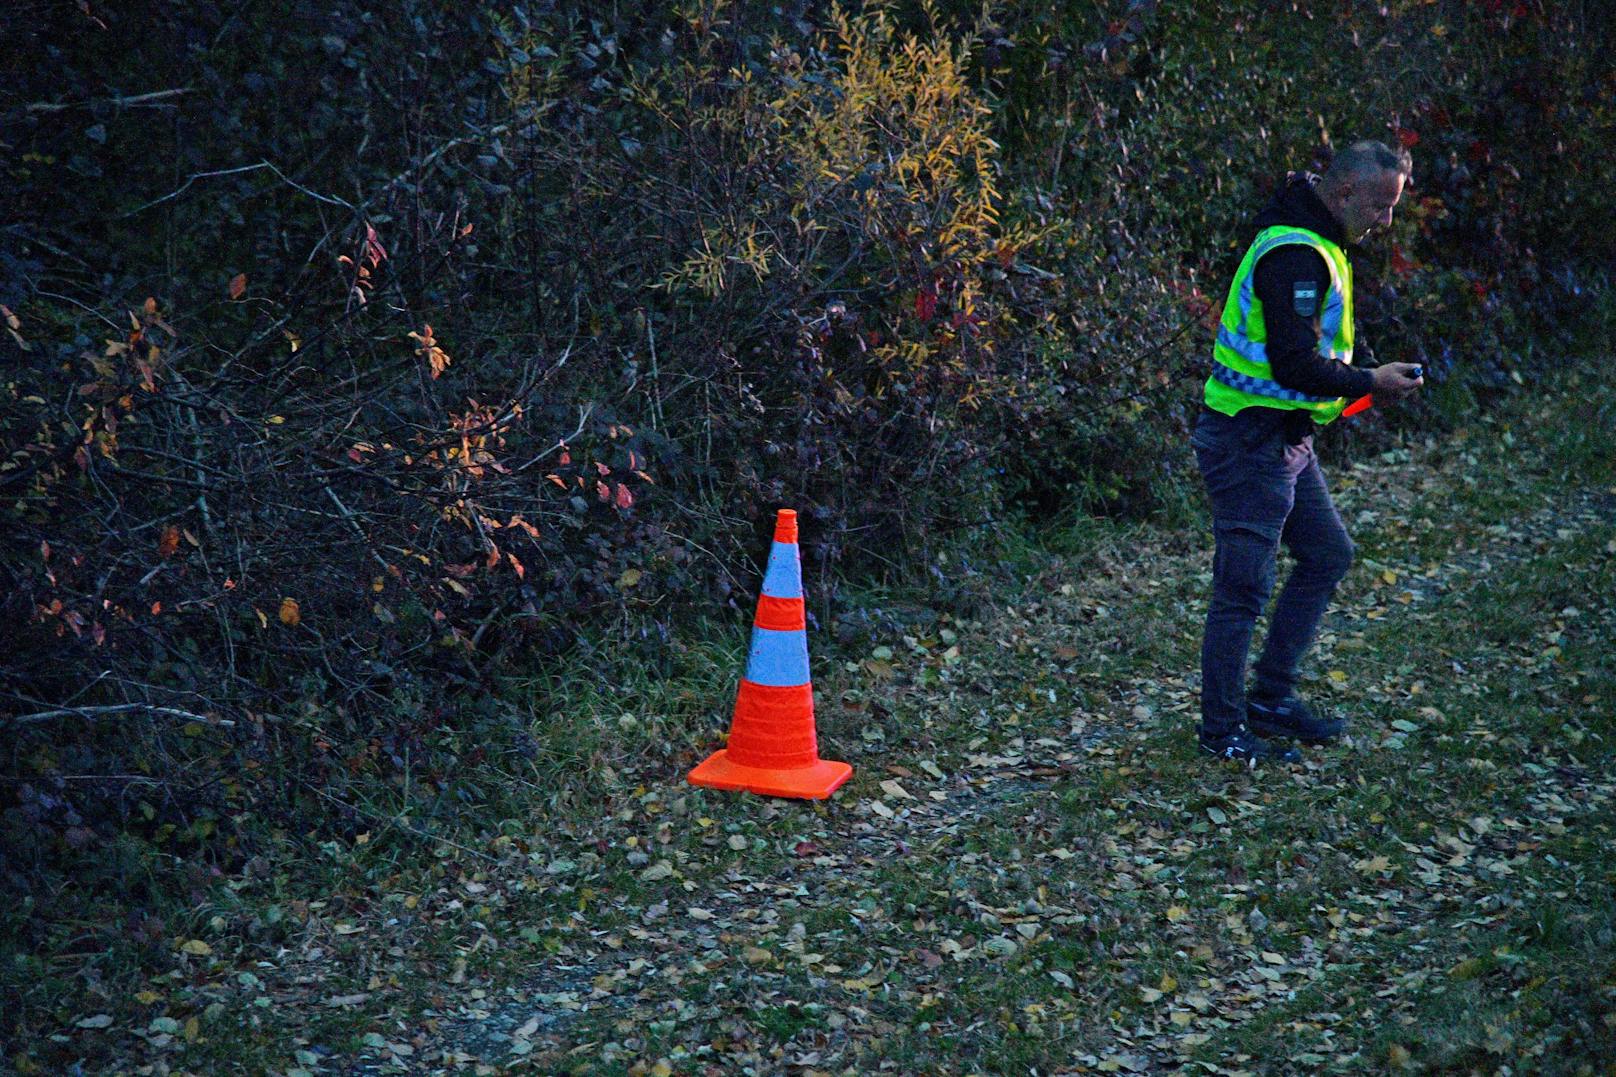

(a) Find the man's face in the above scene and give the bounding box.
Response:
[1341,169,1407,242]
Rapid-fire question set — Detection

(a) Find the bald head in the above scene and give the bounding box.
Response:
[1318,140,1413,242]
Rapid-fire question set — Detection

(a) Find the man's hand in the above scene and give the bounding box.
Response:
[1369,362,1424,396]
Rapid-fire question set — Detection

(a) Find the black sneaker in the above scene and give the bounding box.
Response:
[1198,724,1302,764]
[1246,694,1344,743]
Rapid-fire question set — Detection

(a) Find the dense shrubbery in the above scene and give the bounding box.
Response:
[1,0,1611,987]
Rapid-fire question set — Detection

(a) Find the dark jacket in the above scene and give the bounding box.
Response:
[1248,175,1377,413]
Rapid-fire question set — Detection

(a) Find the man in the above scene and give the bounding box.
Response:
[1194,140,1424,763]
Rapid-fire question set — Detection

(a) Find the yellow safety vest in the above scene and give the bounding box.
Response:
[1204,226,1355,424]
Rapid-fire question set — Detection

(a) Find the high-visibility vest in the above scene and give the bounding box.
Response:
[1203,225,1355,424]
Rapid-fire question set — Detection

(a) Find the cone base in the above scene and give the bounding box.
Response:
[687,749,852,800]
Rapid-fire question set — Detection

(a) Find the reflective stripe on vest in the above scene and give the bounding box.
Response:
[1204,225,1355,423]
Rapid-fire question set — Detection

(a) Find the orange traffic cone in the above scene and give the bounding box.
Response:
[687,509,852,800]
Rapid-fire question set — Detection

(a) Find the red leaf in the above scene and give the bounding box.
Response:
[614,483,634,510]
[158,526,180,558]
[1389,247,1416,277]
[914,285,938,322]
[228,273,247,300]
[595,481,611,502]
[1395,127,1419,148]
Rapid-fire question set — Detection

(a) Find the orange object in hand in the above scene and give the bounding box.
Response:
[1342,394,1374,417]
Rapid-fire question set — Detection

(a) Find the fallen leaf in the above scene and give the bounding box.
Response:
[324,993,370,1007]
[982,936,1018,958]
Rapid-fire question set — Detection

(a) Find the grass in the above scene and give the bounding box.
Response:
[7,367,1616,1073]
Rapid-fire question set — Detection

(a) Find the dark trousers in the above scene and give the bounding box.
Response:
[1191,407,1355,736]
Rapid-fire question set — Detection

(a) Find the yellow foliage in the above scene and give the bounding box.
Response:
[655,1,1012,334]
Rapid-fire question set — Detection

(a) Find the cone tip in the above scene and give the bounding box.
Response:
[773,508,798,544]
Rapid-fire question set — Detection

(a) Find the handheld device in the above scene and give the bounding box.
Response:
[1344,363,1425,418]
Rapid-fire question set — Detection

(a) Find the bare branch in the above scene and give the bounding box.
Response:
[119,160,354,220]
[4,704,234,728]
[21,88,192,114]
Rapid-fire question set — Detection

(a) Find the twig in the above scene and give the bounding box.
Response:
[119,160,354,219]
[4,704,234,728]
[22,88,192,114]
[512,402,594,472]
[323,485,393,574]
[305,784,498,863]
[646,311,665,432]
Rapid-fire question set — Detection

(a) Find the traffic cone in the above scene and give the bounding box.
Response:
[687,509,852,800]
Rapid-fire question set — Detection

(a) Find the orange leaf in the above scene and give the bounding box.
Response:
[228,273,247,300]
[278,597,301,626]
[507,552,525,579]
[158,526,180,558]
